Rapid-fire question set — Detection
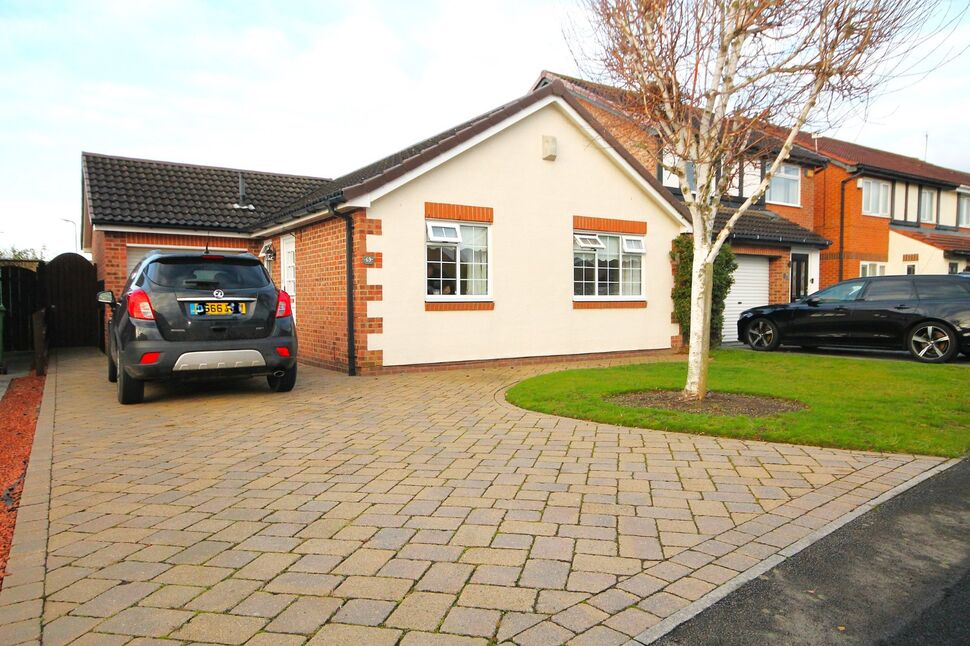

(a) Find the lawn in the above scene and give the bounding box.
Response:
[506,350,970,457]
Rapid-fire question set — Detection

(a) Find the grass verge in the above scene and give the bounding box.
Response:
[506,350,969,457]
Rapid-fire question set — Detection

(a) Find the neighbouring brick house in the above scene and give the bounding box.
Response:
[83,81,699,373]
[793,135,970,285]
[532,72,831,341]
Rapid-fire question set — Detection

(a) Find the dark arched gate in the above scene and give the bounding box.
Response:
[42,253,99,348]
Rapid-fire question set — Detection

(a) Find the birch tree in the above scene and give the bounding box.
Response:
[580,0,958,399]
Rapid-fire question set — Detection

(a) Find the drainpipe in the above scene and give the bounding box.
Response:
[838,170,863,281]
[327,199,357,376]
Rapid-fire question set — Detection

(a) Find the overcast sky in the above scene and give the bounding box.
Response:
[2,0,969,258]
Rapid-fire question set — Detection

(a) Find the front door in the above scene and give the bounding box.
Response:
[790,253,809,302]
[280,235,297,321]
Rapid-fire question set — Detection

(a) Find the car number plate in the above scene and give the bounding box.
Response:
[189,302,246,316]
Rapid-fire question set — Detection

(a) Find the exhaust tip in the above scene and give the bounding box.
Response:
[273,370,285,377]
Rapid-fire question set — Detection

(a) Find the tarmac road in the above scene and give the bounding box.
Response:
[653,459,970,645]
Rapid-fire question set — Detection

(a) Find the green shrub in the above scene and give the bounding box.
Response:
[670,235,738,346]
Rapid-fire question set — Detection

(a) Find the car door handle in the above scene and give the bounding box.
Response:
[893,304,912,310]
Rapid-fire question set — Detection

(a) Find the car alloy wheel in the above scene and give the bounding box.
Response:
[747,319,776,349]
[910,323,952,361]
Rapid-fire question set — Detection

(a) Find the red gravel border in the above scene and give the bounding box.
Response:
[0,374,45,590]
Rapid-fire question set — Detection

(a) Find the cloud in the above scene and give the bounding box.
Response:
[0,0,967,258]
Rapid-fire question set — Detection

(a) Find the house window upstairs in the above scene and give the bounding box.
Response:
[766,163,800,206]
[959,194,970,227]
[861,179,891,217]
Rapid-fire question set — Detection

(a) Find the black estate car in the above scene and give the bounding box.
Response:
[98,251,298,404]
[738,274,970,363]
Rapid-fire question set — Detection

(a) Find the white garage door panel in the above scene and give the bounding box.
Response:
[723,255,769,342]
[125,246,245,276]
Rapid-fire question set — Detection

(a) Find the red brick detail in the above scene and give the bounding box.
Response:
[362,347,678,375]
[573,300,647,309]
[670,335,683,350]
[573,216,647,235]
[902,253,919,262]
[425,202,493,223]
[812,165,890,287]
[291,211,383,373]
[731,244,790,304]
[425,301,495,311]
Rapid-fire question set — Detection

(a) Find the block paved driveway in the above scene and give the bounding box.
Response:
[2,349,946,645]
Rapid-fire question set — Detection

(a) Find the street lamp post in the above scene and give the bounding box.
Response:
[60,218,78,253]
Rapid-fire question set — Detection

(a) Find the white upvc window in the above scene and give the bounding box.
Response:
[958,194,970,227]
[766,163,801,206]
[861,178,891,217]
[426,221,490,299]
[573,234,605,250]
[860,262,886,277]
[426,222,461,243]
[622,236,645,254]
[919,188,935,223]
[573,232,645,299]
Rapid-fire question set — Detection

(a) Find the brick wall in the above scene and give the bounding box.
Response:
[814,166,889,287]
[731,244,790,304]
[90,223,383,373]
[289,211,383,373]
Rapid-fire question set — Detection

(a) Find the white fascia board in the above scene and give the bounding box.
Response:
[253,208,336,237]
[956,185,970,195]
[92,224,251,239]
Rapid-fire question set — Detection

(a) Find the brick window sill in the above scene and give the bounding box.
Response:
[573,300,647,309]
[425,301,495,311]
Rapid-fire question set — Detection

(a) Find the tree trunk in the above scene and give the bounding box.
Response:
[683,246,715,400]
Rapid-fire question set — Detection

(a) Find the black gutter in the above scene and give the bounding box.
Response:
[855,164,958,191]
[839,170,864,281]
[326,199,357,377]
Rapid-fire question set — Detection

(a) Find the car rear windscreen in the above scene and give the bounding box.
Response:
[147,257,270,289]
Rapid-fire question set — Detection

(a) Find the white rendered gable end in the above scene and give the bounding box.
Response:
[341,96,692,232]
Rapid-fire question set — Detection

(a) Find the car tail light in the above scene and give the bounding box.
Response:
[127,289,155,320]
[275,346,290,357]
[275,290,292,318]
[139,352,161,364]
[201,254,225,260]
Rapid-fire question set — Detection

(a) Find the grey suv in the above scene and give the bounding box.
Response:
[98,251,298,404]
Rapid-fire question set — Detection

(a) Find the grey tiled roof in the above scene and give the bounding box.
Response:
[82,153,330,232]
[716,208,829,247]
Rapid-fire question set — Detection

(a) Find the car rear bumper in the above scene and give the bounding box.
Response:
[120,337,297,381]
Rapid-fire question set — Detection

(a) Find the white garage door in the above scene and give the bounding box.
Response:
[723,255,769,342]
[125,246,245,276]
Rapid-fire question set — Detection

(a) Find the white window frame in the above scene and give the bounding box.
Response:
[280,234,297,321]
[861,178,891,217]
[574,234,605,250]
[958,194,970,227]
[918,188,935,223]
[859,262,886,278]
[426,221,462,244]
[766,163,801,207]
[621,236,645,254]
[425,220,492,302]
[573,231,646,301]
